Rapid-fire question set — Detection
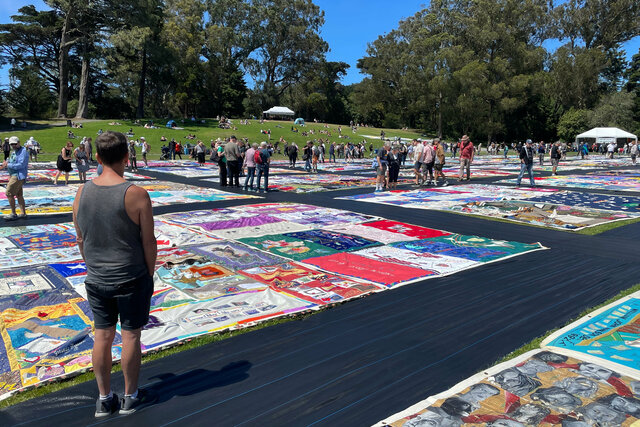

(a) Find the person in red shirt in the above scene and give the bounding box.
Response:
[458,135,475,181]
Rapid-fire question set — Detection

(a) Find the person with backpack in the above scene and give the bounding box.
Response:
[433,139,448,186]
[517,139,535,187]
[255,141,271,193]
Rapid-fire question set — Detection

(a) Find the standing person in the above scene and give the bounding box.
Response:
[311,142,319,173]
[329,142,336,162]
[140,137,149,167]
[2,137,10,160]
[630,140,638,165]
[387,146,401,190]
[452,140,459,158]
[255,141,271,193]
[72,131,158,418]
[216,142,227,186]
[375,142,390,192]
[225,136,241,187]
[10,118,16,130]
[288,141,298,168]
[421,140,436,186]
[174,141,183,159]
[433,139,448,186]
[74,143,90,183]
[194,140,205,165]
[0,136,29,220]
[85,137,94,162]
[537,142,545,165]
[25,137,40,161]
[412,139,423,185]
[243,143,258,191]
[128,140,138,172]
[503,143,509,159]
[581,142,589,159]
[516,139,535,187]
[169,139,176,160]
[607,141,616,159]
[458,135,474,181]
[550,141,561,175]
[54,141,74,185]
[303,142,312,172]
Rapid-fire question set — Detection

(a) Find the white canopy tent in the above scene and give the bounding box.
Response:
[263,106,294,119]
[575,127,637,145]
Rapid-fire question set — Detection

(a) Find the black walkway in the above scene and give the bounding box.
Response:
[2,164,640,426]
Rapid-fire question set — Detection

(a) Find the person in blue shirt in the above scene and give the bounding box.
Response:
[0,136,29,220]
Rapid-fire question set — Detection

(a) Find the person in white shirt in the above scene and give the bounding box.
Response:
[412,139,423,185]
[140,137,149,167]
[607,142,616,159]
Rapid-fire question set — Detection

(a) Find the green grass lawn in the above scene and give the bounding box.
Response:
[0,118,426,162]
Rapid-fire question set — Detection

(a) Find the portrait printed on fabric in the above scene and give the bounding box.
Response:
[390,352,640,426]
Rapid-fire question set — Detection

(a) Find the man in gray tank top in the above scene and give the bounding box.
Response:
[73,131,158,417]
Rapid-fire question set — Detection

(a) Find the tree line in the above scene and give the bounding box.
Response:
[1,0,639,143]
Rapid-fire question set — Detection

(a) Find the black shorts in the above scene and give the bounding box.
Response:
[85,275,154,330]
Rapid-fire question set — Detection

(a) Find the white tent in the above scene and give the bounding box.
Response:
[263,106,294,118]
[575,127,637,145]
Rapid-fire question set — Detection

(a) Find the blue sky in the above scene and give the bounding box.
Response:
[1,0,638,87]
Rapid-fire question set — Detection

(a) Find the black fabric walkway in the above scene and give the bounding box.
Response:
[2,165,640,426]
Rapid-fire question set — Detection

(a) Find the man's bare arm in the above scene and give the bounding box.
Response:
[72,185,86,261]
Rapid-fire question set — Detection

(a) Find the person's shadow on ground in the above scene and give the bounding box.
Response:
[145,360,252,403]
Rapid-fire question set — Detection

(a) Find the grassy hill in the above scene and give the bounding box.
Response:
[0,118,426,162]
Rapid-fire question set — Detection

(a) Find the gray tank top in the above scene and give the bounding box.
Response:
[76,181,148,285]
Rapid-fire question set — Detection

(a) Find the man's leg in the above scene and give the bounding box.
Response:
[263,167,269,191]
[17,195,26,215]
[120,328,142,395]
[528,164,535,186]
[7,195,16,215]
[465,159,470,179]
[93,326,117,396]
[256,166,263,190]
[459,160,464,180]
[516,164,525,185]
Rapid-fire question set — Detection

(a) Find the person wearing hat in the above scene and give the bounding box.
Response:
[458,135,474,181]
[516,139,536,187]
[0,136,29,220]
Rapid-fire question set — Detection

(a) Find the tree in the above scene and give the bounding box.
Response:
[7,66,55,118]
[589,91,635,129]
[0,6,61,93]
[557,108,590,142]
[247,0,328,105]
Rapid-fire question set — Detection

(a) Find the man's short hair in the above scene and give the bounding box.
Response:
[96,131,128,165]
[230,135,237,140]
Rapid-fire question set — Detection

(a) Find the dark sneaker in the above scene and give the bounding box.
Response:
[119,388,158,415]
[95,393,119,418]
